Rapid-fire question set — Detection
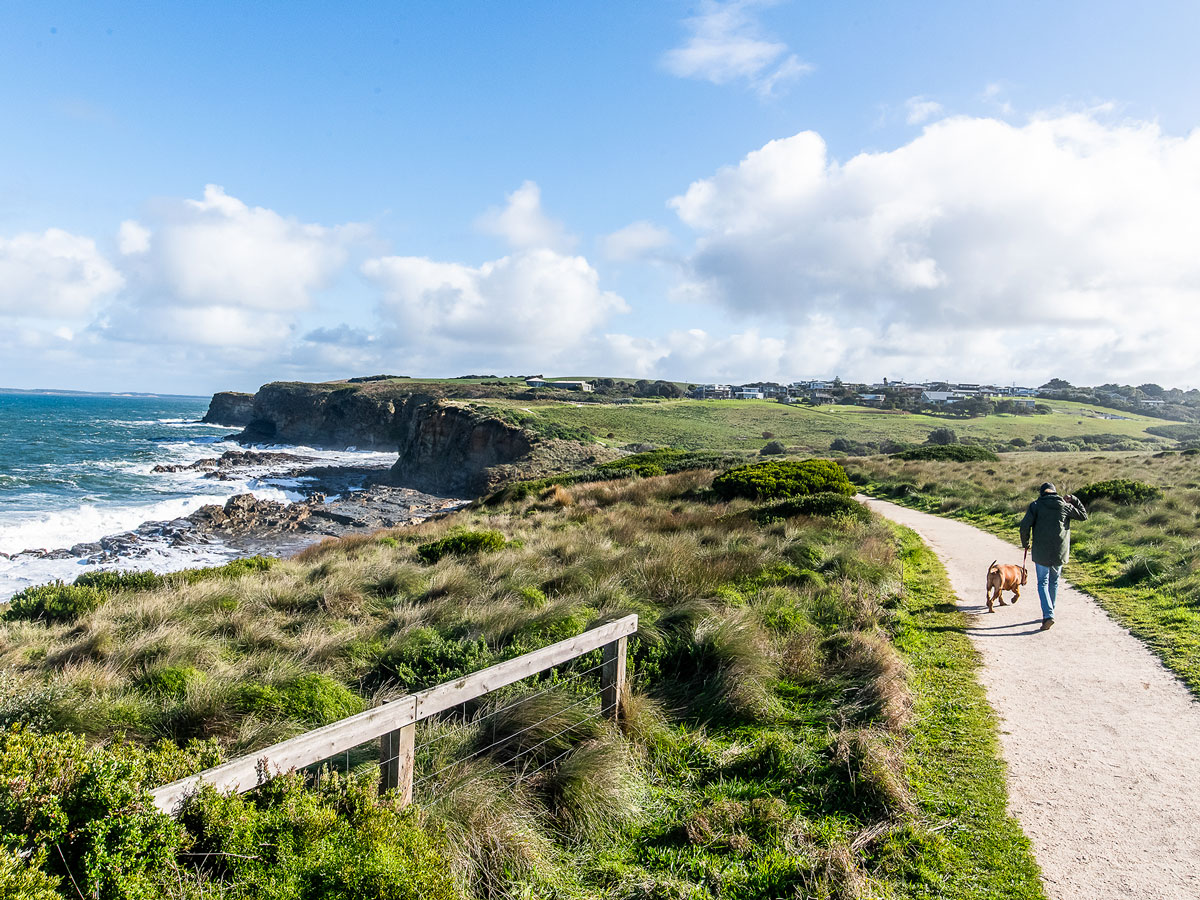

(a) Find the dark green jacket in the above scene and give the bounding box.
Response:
[1019,492,1088,567]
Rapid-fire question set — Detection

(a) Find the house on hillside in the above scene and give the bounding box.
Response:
[526,378,593,392]
[733,388,765,400]
[857,393,886,406]
[693,384,732,399]
[921,390,968,405]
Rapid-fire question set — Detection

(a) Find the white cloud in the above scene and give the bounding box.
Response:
[905,95,943,125]
[601,221,674,262]
[127,185,364,311]
[475,181,574,251]
[669,112,1200,384]
[117,220,150,255]
[0,229,123,318]
[662,0,811,97]
[363,248,627,353]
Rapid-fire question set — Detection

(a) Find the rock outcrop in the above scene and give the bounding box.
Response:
[223,381,569,495]
[202,392,256,426]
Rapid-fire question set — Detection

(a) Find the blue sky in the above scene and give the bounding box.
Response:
[3,0,1200,393]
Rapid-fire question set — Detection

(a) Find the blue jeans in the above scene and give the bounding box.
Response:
[1035,563,1061,620]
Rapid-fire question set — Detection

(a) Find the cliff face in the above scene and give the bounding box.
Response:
[229,382,543,495]
[202,392,256,426]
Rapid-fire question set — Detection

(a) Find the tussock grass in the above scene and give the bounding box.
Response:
[0,466,1044,900]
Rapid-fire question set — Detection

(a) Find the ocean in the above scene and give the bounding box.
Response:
[0,392,396,600]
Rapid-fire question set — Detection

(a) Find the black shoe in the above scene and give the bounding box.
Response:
[1040,618,1055,631]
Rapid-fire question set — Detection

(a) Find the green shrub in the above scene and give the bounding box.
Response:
[926,427,957,446]
[0,727,184,900]
[751,493,871,524]
[0,847,60,900]
[4,582,107,623]
[891,445,999,462]
[138,665,205,699]
[368,628,492,692]
[416,530,506,564]
[1075,479,1163,506]
[234,674,364,725]
[74,569,164,592]
[759,440,786,456]
[712,459,853,501]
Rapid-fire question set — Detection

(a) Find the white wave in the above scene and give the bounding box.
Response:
[0,540,242,603]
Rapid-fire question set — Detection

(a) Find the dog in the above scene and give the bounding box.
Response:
[986,560,1026,612]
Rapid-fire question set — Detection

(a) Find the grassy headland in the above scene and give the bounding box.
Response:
[846,450,1200,694]
[1,462,1043,900]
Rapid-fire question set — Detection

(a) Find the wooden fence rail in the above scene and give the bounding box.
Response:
[151,614,638,814]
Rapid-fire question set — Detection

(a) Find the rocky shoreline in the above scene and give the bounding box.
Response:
[0,449,467,568]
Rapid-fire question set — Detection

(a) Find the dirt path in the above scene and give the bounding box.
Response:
[863,497,1200,900]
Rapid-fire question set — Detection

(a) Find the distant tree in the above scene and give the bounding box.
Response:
[1138,383,1164,397]
[759,440,786,455]
[926,426,958,445]
[1040,378,1073,391]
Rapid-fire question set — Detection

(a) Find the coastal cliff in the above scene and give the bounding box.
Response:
[221,380,605,495]
[202,392,256,426]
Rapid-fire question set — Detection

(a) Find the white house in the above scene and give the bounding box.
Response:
[694,384,732,399]
[526,378,593,392]
[922,390,968,405]
[733,389,764,400]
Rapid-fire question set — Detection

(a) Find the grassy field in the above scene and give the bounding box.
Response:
[846,450,1200,695]
[467,396,1175,453]
[0,465,1043,900]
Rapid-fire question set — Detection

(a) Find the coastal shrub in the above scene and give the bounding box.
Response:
[368,628,492,692]
[1076,479,1163,506]
[0,728,184,900]
[712,459,853,501]
[759,440,786,456]
[179,775,457,900]
[597,448,738,476]
[751,493,871,524]
[417,530,506,564]
[75,569,164,592]
[138,665,205,698]
[0,847,60,900]
[891,445,999,462]
[234,674,364,725]
[925,427,957,445]
[4,581,107,623]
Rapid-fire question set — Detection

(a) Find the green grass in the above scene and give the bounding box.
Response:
[885,527,1045,899]
[0,470,1045,899]
[848,451,1200,695]
[466,397,1175,453]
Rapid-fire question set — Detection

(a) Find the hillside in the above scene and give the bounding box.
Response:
[0,461,1044,900]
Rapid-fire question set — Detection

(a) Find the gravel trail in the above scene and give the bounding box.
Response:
[863,496,1200,900]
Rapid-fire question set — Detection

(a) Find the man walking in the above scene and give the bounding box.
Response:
[1020,482,1088,630]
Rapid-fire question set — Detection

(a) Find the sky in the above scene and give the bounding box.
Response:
[3,0,1200,395]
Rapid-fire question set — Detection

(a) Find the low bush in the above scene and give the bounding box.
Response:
[416,530,507,564]
[759,440,786,456]
[1075,479,1163,506]
[891,445,999,462]
[368,628,492,692]
[750,493,871,524]
[4,582,107,623]
[712,459,853,501]
[234,674,364,725]
[74,569,164,592]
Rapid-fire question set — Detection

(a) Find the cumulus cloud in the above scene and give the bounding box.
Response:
[669,111,1200,383]
[120,185,364,311]
[601,221,675,262]
[662,0,811,97]
[0,229,123,318]
[363,248,627,352]
[475,181,575,251]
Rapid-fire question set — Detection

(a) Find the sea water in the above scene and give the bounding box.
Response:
[0,392,395,600]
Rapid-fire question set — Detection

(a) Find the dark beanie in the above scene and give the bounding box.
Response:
[1040,482,1056,494]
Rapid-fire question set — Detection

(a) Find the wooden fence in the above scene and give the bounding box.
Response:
[151,613,638,814]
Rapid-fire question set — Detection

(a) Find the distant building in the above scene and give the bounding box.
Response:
[857,393,886,405]
[526,378,593,392]
[733,388,765,400]
[1141,398,1166,407]
[693,384,732,400]
[922,390,968,405]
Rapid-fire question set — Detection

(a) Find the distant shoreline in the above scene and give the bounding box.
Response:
[0,387,209,400]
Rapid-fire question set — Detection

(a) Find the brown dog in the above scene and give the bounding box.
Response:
[986,560,1026,612]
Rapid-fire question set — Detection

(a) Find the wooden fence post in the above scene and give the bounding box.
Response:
[600,636,627,720]
[379,722,415,805]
